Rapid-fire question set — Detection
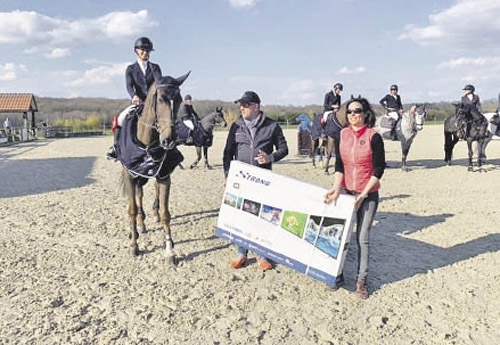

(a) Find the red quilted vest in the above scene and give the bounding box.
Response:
[339,126,380,194]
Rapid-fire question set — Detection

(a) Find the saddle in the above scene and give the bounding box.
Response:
[175,121,213,147]
[380,115,395,129]
[117,110,183,179]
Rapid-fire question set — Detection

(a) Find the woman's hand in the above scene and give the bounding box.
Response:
[354,193,367,211]
[324,188,341,204]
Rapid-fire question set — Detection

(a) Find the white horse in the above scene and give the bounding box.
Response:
[483,112,500,140]
[375,104,427,171]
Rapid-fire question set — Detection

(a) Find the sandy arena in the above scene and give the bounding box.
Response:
[0,124,499,345]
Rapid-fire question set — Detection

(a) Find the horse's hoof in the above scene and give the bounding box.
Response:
[189,164,197,169]
[165,255,177,265]
[324,171,330,175]
[206,165,213,170]
[130,246,140,256]
[468,166,473,172]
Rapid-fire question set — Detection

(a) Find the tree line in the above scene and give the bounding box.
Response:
[2,96,499,131]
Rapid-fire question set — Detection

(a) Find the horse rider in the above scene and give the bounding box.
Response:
[107,36,163,160]
[322,83,343,125]
[461,84,484,137]
[181,94,200,144]
[379,84,403,140]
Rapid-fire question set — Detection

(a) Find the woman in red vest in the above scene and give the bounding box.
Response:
[324,97,386,299]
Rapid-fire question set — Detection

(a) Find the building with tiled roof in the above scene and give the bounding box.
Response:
[0,93,38,131]
[0,93,38,113]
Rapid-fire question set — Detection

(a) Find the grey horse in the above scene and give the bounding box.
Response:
[375,104,427,171]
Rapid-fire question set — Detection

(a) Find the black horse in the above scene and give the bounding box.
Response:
[444,102,492,171]
[175,107,227,169]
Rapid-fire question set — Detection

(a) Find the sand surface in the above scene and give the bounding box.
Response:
[0,125,499,345]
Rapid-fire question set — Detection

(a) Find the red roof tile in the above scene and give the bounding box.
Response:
[0,93,38,113]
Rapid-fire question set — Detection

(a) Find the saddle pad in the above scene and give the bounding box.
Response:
[380,116,394,129]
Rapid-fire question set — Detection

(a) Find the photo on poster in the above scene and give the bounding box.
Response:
[316,217,346,259]
[304,215,322,245]
[242,199,261,216]
[281,210,308,238]
[223,193,239,208]
[260,205,283,225]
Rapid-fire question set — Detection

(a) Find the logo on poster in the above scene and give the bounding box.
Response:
[236,170,271,186]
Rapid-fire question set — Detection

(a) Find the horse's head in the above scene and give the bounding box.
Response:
[141,71,190,148]
[412,104,427,130]
[214,107,228,128]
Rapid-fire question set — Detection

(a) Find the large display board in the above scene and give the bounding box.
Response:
[215,161,356,286]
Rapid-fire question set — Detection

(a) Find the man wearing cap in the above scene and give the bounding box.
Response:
[223,91,289,271]
[379,84,403,140]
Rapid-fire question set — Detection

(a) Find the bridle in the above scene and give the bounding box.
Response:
[138,82,179,150]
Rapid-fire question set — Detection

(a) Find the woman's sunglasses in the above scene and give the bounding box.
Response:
[346,108,364,115]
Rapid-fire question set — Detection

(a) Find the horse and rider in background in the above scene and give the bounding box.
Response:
[375,103,427,171]
[444,102,492,171]
[175,107,227,169]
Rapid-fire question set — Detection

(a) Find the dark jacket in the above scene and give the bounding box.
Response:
[323,91,341,112]
[181,104,200,122]
[223,112,288,177]
[379,94,403,112]
[461,94,481,113]
[125,61,162,102]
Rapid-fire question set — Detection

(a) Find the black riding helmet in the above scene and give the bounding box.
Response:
[184,94,192,101]
[134,37,154,52]
[334,83,343,91]
[463,84,475,92]
[390,84,398,91]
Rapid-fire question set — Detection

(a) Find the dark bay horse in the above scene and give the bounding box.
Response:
[119,72,189,261]
[444,103,492,171]
[175,107,227,169]
[375,104,427,171]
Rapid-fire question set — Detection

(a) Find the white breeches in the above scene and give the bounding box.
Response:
[183,120,195,130]
[387,111,399,121]
[117,105,138,127]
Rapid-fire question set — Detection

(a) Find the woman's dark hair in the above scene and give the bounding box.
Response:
[345,96,377,128]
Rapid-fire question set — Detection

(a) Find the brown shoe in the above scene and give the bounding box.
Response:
[356,281,369,299]
[256,257,272,271]
[229,256,247,269]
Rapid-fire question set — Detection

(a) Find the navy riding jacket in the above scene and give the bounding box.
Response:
[223,112,288,177]
[181,104,200,122]
[461,94,482,114]
[125,61,162,102]
[379,94,403,111]
[323,91,341,112]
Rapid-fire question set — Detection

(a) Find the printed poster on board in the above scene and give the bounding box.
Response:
[215,161,356,286]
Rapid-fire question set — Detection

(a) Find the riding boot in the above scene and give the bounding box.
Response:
[390,121,398,141]
[106,126,121,160]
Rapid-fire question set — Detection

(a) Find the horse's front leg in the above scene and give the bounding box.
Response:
[190,146,201,169]
[324,137,335,175]
[401,141,411,172]
[123,172,140,256]
[135,185,147,233]
[157,176,176,264]
[203,146,212,169]
[467,140,474,171]
[152,181,160,223]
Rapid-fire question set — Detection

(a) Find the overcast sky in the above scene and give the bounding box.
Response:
[1,0,500,106]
